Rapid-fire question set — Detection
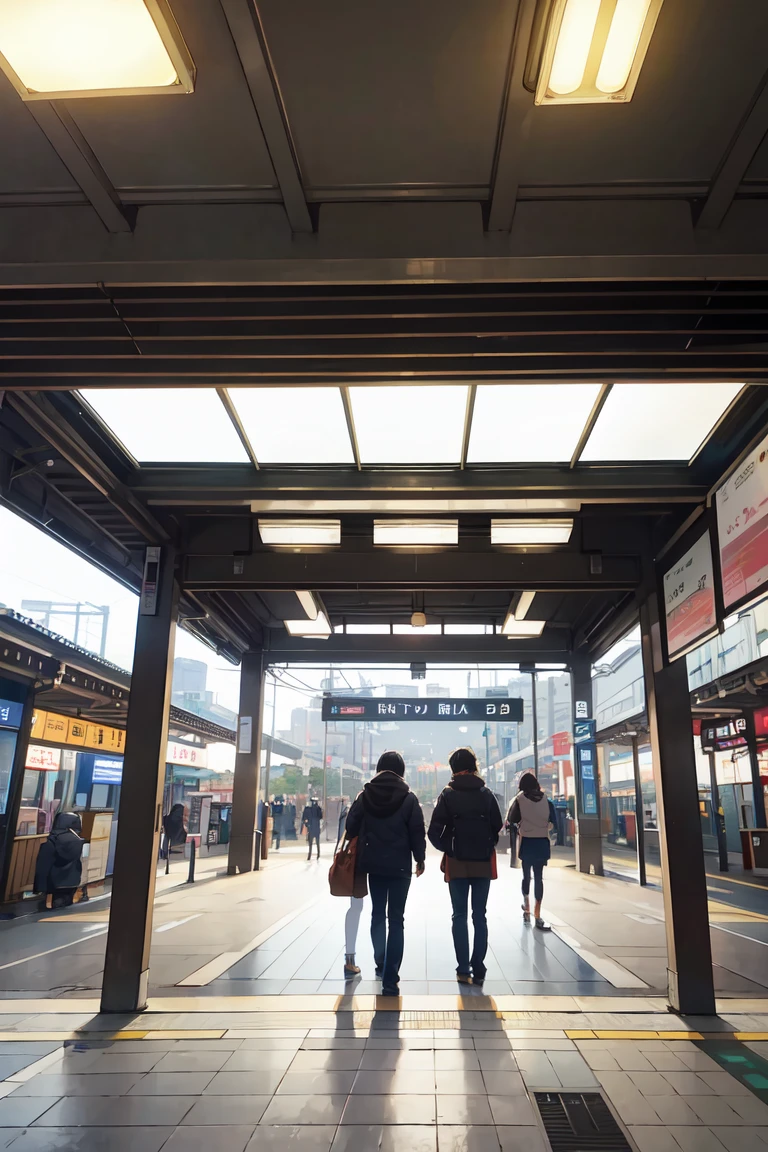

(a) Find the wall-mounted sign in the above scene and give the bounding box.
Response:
[716,430,768,609]
[574,719,596,744]
[321,696,524,723]
[30,709,126,753]
[663,531,717,659]
[0,698,24,729]
[576,743,598,815]
[166,741,208,768]
[575,700,589,719]
[700,716,747,753]
[92,757,123,784]
[25,745,61,771]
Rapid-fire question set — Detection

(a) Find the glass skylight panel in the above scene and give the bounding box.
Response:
[350,385,467,464]
[580,383,744,461]
[468,384,602,463]
[392,623,443,635]
[230,388,354,465]
[79,388,249,463]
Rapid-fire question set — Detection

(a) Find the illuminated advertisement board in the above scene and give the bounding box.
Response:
[662,531,717,659]
[716,430,768,609]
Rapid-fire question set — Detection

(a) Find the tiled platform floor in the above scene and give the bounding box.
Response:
[0,1011,767,1151]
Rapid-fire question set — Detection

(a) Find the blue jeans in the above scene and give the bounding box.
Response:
[368,874,411,989]
[449,877,491,977]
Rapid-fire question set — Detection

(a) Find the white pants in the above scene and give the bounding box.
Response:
[345,896,364,955]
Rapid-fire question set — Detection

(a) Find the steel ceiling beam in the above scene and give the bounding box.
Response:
[219,0,312,234]
[264,632,571,663]
[488,0,537,232]
[182,549,640,593]
[698,67,768,231]
[27,104,132,234]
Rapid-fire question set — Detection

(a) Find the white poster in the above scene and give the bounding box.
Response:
[663,531,716,658]
[238,715,253,754]
[716,429,768,608]
[25,745,61,771]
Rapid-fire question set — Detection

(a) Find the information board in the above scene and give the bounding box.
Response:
[716,430,768,609]
[321,696,524,723]
[663,531,717,659]
[577,743,598,815]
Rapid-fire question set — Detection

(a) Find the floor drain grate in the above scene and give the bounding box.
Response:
[535,1092,633,1152]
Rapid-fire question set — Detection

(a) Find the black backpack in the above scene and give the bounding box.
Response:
[443,787,496,862]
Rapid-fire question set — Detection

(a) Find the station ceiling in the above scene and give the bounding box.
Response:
[1,1,768,665]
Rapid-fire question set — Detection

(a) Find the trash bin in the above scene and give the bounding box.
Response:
[253,829,262,871]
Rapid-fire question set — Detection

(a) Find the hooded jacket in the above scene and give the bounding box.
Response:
[34,813,84,894]
[345,770,426,877]
[428,772,503,879]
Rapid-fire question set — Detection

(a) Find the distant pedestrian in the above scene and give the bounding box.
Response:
[507,772,557,931]
[345,751,426,996]
[271,795,285,850]
[34,812,86,908]
[302,797,323,859]
[428,747,502,986]
[162,803,187,858]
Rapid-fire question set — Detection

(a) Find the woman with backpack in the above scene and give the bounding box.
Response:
[345,750,426,996]
[507,771,557,931]
[428,747,503,986]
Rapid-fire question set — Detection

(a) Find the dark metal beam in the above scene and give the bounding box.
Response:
[219,0,312,234]
[340,386,362,471]
[27,103,132,234]
[6,392,169,544]
[217,387,260,468]
[265,632,571,663]
[570,383,612,468]
[182,549,640,592]
[131,463,706,505]
[698,67,768,231]
[488,0,537,232]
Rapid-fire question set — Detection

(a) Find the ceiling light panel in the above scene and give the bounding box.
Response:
[79,388,249,464]
[468,384,602,463]
[580,383,744,462]
[258,520,341,546]
[492,519,573,545]
[532,0,663,106]
[349,386,468,464]
[230,388,355,465]
[0,0,194,99]
[284,611,331,637]
[502,619,547,637]
[374,520,459,546]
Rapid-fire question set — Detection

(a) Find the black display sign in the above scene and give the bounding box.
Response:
[321,696,524,723]
[700,716,747,753]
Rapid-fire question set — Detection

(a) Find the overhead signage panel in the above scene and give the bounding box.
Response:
[716,431,768,610]
[0,698,24,729]
[700,716,747,753]
[663,531,717,659]
[321,696,524,723]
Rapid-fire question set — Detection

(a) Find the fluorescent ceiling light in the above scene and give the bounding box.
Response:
[374,520,459,547]
[502,616,547,637]
[295,591,319,621]
[530,0,663,106]
[580,383,744,462]
[492,519,573,545]
[468,384,601,463]
[0,0,194,99]
[79,388,249,464]
[258,520,341,547]
[284,611,331,638]
[230,388,354,465]
[252,498,582,514]
[349,385,468,465]
[515,591,537,620]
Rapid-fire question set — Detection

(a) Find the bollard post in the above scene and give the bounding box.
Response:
[187,838,196,884]
[165,835,170,875]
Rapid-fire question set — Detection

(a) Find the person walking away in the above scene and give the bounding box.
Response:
[428,747,502,986]
[345,751,426,996]
[507,772,557,931]
[302,797,323,859]
[34,812,86,908]
[162,803,187,859]
[271,795,285,851]
[284,796,297,840]
[336,796,363,977]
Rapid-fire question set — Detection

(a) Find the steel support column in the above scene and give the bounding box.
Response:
[570,651,603,876]
[639,595,716,1015]
[101,548,179,1013]
[743,709,768,830]
[0,684,35,900]
[228,649,265,875]
[631,734,647,887]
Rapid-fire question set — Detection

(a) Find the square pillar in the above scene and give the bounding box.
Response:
[570,652,603,875]
[228,649,265,875]
[639,594,715,1015]
[101,548,179,1013]
[0,682,36,899]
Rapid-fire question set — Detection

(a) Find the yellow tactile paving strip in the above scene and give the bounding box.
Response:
[0,1028,765,1043]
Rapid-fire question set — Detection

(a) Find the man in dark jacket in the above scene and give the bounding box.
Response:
[428,748,503,986]
[34,812,85,908]
[345,750,426,996]
[302,797,323,860]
